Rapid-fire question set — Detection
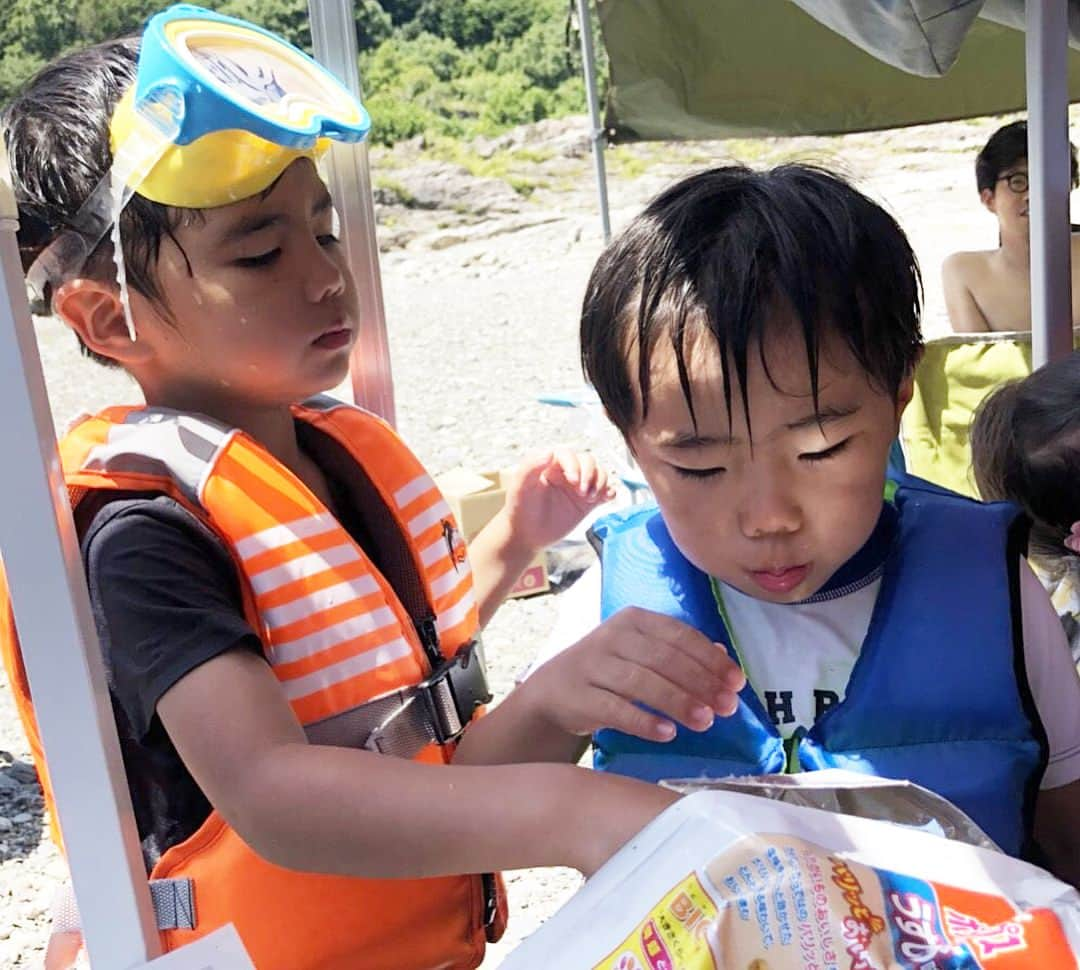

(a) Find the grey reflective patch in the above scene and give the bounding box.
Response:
[82,410,231,507]
[302,393,348,415]
[177,422,221,464]
[149,878,196,931]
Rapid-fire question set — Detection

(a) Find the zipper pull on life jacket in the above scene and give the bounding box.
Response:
[416,614,443,669]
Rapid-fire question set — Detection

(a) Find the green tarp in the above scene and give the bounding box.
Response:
[597,0,1080,142]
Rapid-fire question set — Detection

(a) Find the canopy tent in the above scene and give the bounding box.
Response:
[598,0,1080,141]
[0,1,1078,966]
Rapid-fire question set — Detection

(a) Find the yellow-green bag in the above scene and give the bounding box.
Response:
[901,331,1080,497]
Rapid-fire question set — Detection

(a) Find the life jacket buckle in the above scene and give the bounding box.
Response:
[416,639,492,744]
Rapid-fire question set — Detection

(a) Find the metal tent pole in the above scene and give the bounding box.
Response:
[308,0,397,425]
[576,0,612,244]
[1026,0,1073,366]
[0,153,161,967]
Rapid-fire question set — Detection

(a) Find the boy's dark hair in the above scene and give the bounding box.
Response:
[975,120,1080,194]
[2,37,192,368]
[972,352,1080,565]
[581,164,924,437]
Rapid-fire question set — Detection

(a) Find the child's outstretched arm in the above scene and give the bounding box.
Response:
[158,647,678,880]
[455,607,746,766]
[467,451,615,626]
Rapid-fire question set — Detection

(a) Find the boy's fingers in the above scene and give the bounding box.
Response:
[620,608,747,690]
[576,452,603,496]
[608,639,736,716]
[515,452,553,490]
[550,449,582,489]
[583,461,616,503]
[593,657,717,732]
[591,690,678,742]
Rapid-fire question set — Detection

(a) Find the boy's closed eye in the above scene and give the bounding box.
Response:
[669,463,727,480]
[233,234,338,269]
[234,248,282,268]
[799,438,852,463]
[669,436,852,477]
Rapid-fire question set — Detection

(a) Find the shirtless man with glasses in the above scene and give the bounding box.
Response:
[942,120,1080,332]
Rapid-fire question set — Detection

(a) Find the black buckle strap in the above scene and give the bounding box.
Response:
[416,639,492,744]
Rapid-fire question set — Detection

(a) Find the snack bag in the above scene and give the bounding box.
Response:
[503,781,1080,969]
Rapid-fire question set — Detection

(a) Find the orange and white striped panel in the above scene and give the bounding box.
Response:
[203,438,427,725]
[302,399,480,657]
[394,473,478,650]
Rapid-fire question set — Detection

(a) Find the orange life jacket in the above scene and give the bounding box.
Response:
[0,397,506,970]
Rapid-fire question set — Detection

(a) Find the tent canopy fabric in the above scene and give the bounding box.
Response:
[598,0,1080,141]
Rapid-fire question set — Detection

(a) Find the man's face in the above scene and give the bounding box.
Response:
[982,159,1029,234]
[131,158,359,408]
[626,324,910,603]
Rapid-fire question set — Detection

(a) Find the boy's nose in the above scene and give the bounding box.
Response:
[737,482,801,538]
[304,241,347,303]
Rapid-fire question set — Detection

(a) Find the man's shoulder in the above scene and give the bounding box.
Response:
[942,248,996,280]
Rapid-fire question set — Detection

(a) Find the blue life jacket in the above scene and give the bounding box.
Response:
[592,479,1047,857]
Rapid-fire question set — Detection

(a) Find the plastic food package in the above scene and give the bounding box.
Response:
[502,771,1080,969]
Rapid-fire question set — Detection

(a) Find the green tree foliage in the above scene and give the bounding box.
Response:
[1,0,600,145]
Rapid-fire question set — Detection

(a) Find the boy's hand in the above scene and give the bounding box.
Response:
[527,606,746,745]
[501,450,616,554]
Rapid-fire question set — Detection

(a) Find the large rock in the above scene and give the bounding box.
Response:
[472,117,592,159]
[378,162,524,216]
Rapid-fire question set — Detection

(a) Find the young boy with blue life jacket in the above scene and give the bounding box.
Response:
[0,10,748,968]
[526,165,1080,888]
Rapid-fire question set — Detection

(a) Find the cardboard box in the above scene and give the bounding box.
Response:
[435,467,550,598]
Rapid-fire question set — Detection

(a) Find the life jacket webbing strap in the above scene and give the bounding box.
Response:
[305,684,440,756]
[150,878,196,930]
[308,639,490,754]
[49,877,195,933]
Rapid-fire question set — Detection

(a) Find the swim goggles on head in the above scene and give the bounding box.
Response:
[25,3,371,328]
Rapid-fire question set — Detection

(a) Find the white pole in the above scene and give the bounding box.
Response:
[1026,0,1073,366]
[576,0,612,244]
[307,0,396,425]
[0,154,161,965]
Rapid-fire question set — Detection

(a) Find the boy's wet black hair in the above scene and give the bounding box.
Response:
[975,120,1079,195]
[581,164,924,438]
[972,352,1080,566]
[2,37,194,368]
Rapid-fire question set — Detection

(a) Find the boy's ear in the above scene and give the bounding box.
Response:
[980,187,996,213]
[895,365,918,419]
[52,279,151,366]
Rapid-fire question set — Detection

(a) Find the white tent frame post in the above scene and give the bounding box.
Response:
[0,166,163,965]
[576,0,612,244]
[1026,0,1074,367]
[308,0,397,424]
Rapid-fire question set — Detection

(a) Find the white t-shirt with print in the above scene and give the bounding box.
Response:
[527,558,1080,790]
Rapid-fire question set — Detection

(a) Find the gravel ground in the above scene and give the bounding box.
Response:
[2,109,1078,966]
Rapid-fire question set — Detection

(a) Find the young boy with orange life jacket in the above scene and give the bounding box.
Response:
[0,14,746,969]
